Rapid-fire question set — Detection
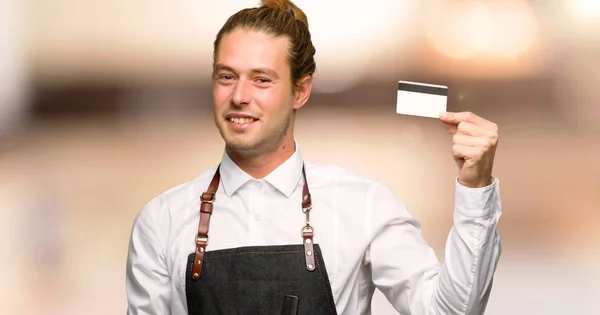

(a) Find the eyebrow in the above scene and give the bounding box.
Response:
[213,63,280,80]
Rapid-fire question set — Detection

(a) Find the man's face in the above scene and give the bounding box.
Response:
[213,28,306,156]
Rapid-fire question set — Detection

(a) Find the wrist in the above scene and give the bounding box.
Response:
[458,176,493,188]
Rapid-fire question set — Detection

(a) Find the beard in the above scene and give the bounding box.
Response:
[215,109,294,158]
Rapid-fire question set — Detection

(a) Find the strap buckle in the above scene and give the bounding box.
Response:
[201,192,215,204]
[196,234,209,246]
[301,225,314,235]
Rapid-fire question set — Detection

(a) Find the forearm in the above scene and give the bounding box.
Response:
[431,178,502,314]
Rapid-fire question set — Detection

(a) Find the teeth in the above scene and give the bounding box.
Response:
[229,117,254,124]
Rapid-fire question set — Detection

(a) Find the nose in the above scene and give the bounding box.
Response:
[232,78,252,106]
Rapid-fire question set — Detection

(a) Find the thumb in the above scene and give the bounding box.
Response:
[439,112,459,123]
[439,112,458,133]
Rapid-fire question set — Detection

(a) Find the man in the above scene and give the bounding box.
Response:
[125,1,502,314]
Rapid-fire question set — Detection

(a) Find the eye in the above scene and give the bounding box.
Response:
[216,74,236,85]
[218,74,234,81]
[256,77,271,84]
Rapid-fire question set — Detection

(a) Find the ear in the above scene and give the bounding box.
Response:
[292,75,313,110]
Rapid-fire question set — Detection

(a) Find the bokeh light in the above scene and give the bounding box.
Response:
[425,0,536,60]
[485,0,537,58]
[572,0,600,19]
[0,0,29,138]
[296,0,416,93]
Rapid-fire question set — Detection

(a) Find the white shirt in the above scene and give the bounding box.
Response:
[126,143,502,315]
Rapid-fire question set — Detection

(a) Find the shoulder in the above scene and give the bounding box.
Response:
[303,159,414,233]
[133,164,220,224]
[304,160,377,185]
[303,160,398,202]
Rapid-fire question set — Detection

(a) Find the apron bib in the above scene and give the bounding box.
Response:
[185,165,338,315]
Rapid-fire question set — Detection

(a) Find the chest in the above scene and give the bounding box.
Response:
[169,184,371,290]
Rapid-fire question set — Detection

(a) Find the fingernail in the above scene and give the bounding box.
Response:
[439,112,447,119]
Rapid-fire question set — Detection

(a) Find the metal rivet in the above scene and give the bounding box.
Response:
[307,251,312,256]
[308,264,314,270]
[200,247,204,253]
[305,239,312,244]
[196,260,201,265]
[193,273,199,278]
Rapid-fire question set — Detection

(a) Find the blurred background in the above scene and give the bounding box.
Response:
[1,0,599,314]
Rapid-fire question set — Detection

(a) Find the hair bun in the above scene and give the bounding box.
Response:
[260,0,291,11]
[260,0,308,26]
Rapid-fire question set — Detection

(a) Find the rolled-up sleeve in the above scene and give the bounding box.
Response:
[365,177,502,315]
[126,198,172,315]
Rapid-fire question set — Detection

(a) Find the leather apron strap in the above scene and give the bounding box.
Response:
[190,164,315,280]
[190,165,220,280]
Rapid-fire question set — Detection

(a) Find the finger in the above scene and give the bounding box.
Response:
[440,111,497,131]
[441,121,458,134]
[452,144,484,162]
[455,121,496,138]
[439,111,482,124]
[443,121,490,137]
[452,134,492,148]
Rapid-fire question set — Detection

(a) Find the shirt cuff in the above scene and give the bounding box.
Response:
[454,176,501,218]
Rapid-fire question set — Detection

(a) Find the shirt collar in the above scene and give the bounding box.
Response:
[219,140,304,199]
[219,151,253,198]
[264,141,304,198]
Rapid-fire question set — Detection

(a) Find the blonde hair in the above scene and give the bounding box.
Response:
[213,0,316,87]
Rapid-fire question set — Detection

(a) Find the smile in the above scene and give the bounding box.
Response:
[228,117,257,124]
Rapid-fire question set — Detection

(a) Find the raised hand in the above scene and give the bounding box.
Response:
[439,111,499,188]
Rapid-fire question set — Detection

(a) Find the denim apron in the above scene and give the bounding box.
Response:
[185,165,338,314]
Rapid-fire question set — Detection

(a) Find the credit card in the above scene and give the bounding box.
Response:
[396,80,448,118]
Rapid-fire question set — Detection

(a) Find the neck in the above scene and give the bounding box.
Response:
[226,138,296,179]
